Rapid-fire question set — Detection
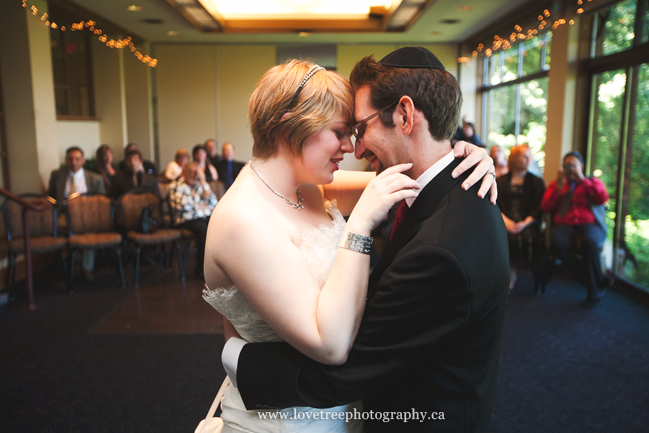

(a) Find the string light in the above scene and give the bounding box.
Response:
[463,1,586,65]
[20,1,157,67]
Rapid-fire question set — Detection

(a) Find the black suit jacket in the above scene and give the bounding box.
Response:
[215,159,245,187]
[236,158,510,432]
[118,159,157,176]
[110,169,160,199]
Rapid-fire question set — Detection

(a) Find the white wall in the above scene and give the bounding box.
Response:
[124,42,154,163]
[93,39,128,159]
[56,121,101,162]
[0,0,58,193]
[154,44,276,168]
[216,45,277,161]
[155,45,219,169]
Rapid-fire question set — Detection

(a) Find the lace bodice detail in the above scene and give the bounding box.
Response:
[203,200,346,343]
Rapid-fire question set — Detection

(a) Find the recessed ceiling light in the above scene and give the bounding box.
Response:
[458,6,474,11]
[126,5,144,12]
[167,30,179,36]
[298,32,310,37]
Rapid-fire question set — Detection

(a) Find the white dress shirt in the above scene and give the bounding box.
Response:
[64,168,88,198]
[222,150,456,387]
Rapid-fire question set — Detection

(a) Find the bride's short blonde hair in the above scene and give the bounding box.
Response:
[249,60,353,159]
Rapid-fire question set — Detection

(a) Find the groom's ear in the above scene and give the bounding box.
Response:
[396,96,415,135]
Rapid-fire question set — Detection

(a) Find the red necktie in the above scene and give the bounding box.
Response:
[390,200,410,241]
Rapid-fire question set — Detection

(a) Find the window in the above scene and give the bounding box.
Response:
[480,32,552,173]
[49,3,95,118]
[585,0,649,290]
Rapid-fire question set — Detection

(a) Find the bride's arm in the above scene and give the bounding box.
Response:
[321,141,498,216]
[216,165,418,366]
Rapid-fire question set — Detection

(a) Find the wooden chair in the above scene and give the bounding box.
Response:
[1,194,68,289]
[64,193,125,289]
[117,190,183,288]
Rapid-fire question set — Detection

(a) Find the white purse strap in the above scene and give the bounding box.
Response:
[197,376,231,433]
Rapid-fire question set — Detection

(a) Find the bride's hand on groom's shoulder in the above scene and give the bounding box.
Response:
[346,163,419,236]
[452,141,498,204]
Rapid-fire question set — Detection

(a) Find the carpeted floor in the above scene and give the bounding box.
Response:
[1,260,648,432]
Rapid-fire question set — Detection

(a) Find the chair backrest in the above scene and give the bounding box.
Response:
[65,193,115,235]
[1,194,57,240]
[118,190,162,231]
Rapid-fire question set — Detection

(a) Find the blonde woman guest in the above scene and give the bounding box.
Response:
[164,149,190,181]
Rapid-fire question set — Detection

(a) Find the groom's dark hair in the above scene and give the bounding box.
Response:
[349,54,462,142]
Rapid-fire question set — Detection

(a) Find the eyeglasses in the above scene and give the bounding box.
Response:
[349,102,398,140]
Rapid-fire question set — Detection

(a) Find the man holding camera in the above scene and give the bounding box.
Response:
[541,151,610,307]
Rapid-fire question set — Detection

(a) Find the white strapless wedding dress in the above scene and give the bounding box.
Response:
[203,201,364,433]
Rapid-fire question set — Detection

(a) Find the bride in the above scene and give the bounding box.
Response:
[203,60,494,432]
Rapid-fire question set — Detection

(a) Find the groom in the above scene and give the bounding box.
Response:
[222,47,509,432]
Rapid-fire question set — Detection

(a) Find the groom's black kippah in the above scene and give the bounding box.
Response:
[379,47,445,70]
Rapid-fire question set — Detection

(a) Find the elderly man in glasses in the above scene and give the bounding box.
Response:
[227,47,509,433]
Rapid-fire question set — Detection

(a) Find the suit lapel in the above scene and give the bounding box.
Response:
[367,158,467,300]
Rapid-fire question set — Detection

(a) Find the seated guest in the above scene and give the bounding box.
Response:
[168,162,217,276]
[541,151,610,307]
[215,142,245,191]
[95,144,116,190]
[47,146,105,281]
[164,149,189,181]
[192,144,218,183]
[204,138,221,167]
[118,143,157,175]
[496,145,546,293]
[111,149,160,198]
[454,120,483,147]
[490,145,509,178]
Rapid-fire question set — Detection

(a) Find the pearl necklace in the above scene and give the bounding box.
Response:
[248,162,304,211]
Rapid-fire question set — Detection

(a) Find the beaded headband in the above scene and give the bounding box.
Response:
[287,64,326,109]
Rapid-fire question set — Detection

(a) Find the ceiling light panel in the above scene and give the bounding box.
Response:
[202,0,401,18]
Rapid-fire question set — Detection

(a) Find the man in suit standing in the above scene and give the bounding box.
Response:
[215,142,245,191]
[47,146,105,281]
[221,47,510,432]
[204,138,221,167]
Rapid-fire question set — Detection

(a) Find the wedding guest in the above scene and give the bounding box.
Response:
[95,144,116,190]
[455,121,483,146]
[491,145,509,177]
[215,142,245,191]
[192,144,218,183]
[168,162,217,276]
[496,144,546,293]
[164,149,190,181]
[205,138,221,167]
[47,146,105,281]
[118,143,157,175]
[111,149,160,198]
[541,150,611,307]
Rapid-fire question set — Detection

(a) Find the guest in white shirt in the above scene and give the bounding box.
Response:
[47,146,105,281]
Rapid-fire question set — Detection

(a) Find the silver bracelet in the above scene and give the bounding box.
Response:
[339,231,373,254]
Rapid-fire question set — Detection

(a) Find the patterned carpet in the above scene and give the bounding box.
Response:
[1,261,648,432]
